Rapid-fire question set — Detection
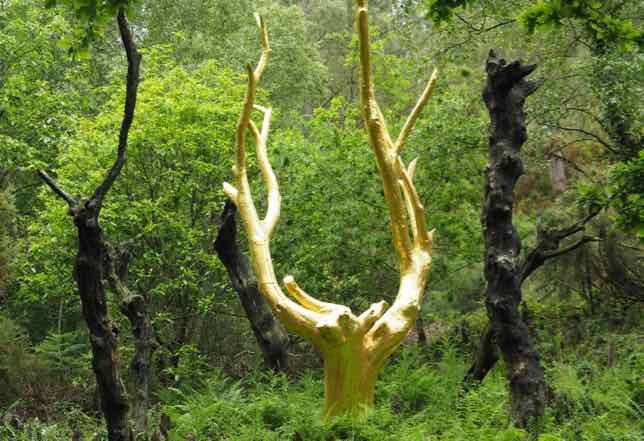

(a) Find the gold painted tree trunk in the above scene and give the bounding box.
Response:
[223,0,438,417]
[322,339,378,416]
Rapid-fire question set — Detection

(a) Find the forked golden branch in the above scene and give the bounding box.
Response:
[223,2,437,416]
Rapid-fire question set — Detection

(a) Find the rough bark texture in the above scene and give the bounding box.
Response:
[107,244,156,437]
[214,200,289,372]
[37,9,140,441]
[481,49,546,428]
[72,203,132,441]
[465,209,598,389]
[121,294,155,436]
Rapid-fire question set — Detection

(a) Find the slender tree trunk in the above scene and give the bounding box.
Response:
[106,242,156,437]
[214,201,290,372]
[121,294,155,436]
[481,50,546,427]
[74,206,131,441]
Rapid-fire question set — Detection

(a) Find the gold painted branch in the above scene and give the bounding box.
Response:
[222,1,437,417]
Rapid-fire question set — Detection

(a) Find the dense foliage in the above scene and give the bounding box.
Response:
[0,0,641,439]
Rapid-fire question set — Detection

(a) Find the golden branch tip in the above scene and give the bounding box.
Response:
[284,275,334,313]
[223,182,238,202]
[395,68,439,153]
[407,157,418,180]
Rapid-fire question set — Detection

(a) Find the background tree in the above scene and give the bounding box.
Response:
[214,200,290,372]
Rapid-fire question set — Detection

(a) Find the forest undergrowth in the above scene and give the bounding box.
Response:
[2,305,641,441]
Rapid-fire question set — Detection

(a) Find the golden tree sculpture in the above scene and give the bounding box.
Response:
[223,0,438,417]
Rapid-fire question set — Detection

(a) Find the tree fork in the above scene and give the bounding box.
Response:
[222,2,437,417]
[465,209,599,389]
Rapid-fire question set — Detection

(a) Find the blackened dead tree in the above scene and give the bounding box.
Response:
[37,9,140,441]
[214,200,290,372]
[467,50,605,426]
[106,241,157,436]
[477,50,546,428]
[465,209,599,385]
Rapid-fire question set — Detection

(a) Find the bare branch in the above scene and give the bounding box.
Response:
[254,104,271,144]
[284,275,336,313]
[222,181,239,203]
[546,123,614,152]
[519,209,601,284]
[250,107,280,237]
[547,152,589,176]
[92,8,141,206]
[253,14,271,79]
[357,0,433,364]
[37,170,77,206]
[543,236,599,259]
[395,69,438,153]
[224,15,325,344]
[357,0,415,268]
[357,300,388,333]
[398,158,430,247]
[564,106,609,132]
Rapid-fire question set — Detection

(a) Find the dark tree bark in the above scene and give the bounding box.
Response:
[518,211,599,285]
[465,210,599,388]
[480,49,546,428]
[464,323,498,385]
[214,200,290,372]
[121,294,155,436]
[106,243,157,437]
[415,314,427,347]
[37,9,140,441]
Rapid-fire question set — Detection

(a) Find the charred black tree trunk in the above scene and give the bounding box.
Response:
[121,294,155,436]
[481,50,546,427]
[37,9,140,441]
[107,244,157,437]
[214,200,289,372]
[73,204,132,441]
[465,209,598,388]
